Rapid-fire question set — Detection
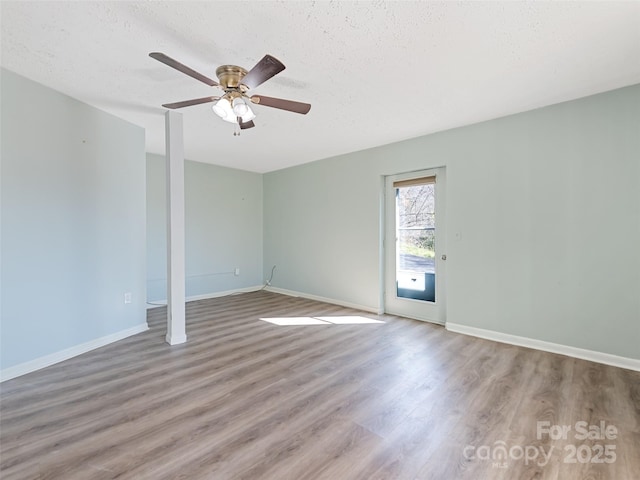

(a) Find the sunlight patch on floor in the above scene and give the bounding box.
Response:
[315,316,385,324]
[260,317,330,326]
[260,316,385,326]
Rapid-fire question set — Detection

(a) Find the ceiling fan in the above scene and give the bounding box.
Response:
[149,52,311,131]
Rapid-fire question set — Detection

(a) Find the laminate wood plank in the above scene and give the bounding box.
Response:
[1,291,639,480]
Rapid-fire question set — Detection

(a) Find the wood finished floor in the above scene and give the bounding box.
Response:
[1,291,639,480]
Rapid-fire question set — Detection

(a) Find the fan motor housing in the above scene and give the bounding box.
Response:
[216,65,248,89]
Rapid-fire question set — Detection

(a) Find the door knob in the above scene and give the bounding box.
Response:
[441,254,447,261]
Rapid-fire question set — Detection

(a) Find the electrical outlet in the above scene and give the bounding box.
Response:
[124,292,132,304]
[234,268,240,276]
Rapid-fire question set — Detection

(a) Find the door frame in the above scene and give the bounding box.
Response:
[380,166,447,325]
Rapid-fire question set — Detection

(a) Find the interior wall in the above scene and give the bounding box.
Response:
[264,84,640,360]
[146,154,263,302]
[1,68,147,370]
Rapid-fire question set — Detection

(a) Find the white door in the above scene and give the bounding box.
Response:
[384,167,446,324]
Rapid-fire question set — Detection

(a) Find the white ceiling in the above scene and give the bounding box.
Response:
[2,1,639,173]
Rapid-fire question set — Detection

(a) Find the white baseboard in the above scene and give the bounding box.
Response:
[446,322,640,372]
[0,323,149,382]
[264,286,379,314]
[166,333,187,345]
[146,285,264,309]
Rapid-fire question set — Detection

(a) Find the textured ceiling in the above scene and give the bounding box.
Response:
[1,1,639,173]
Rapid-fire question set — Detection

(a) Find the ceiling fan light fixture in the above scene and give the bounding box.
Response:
[240,105,256,123]
[232,97,249,116]
[211,98,228,117]
[212,97,236,123]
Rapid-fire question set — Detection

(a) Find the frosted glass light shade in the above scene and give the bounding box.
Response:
[212,98,236,123]
[232,97,249,116]
[240,106,256,122]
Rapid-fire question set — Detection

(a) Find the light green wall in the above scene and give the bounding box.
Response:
[146,154,263,302]
[264,84,640,359]
[1,68,147,369]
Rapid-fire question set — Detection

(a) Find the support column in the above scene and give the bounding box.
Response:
[165,110,187,345]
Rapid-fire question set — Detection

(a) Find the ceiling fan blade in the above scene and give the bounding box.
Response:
[250,95,311,115]
[238,117,256,130]
[149,52,219,87]
[162,96,220,109]
[241,55,285,89]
